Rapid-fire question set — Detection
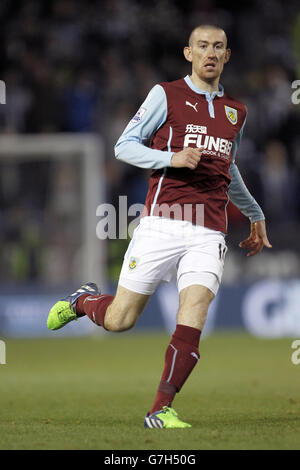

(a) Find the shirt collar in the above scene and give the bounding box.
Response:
[184,75,224,100]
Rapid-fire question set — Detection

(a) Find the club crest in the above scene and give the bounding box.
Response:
[224,105,237,125]
[128,256,140,270]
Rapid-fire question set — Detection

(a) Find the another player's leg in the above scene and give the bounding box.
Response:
[144,284,214,429]
[47,283,150,332]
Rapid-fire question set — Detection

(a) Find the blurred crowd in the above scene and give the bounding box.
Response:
[0,0,299,284]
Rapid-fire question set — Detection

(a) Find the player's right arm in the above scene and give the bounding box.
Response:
[228,114,272,256]
[114,85,202,170]
[171,148,202,170]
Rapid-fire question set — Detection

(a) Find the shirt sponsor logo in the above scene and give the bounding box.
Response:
[131,107,147,123]
[185,124,207,134]
[224,105,237,125]
[184,130,233,158]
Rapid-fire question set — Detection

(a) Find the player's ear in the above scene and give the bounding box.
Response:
[224,48,231,64]
[183,46,192,63]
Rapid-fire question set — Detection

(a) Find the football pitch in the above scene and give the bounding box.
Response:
[0,332,299,450]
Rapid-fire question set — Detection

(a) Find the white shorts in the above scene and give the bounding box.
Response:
[119,216,227,296]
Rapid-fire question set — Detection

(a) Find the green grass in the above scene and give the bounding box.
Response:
[0,331,299,450]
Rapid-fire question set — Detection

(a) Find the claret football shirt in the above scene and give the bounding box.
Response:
[115,75,264,233]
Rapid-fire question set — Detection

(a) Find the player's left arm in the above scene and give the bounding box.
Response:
[228,114,272,257]
[228,163,272,256]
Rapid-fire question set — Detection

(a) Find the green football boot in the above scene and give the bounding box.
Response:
[47,282,100,330]
[144,406,192,429]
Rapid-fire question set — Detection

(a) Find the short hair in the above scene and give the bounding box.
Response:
[188,24,228,47]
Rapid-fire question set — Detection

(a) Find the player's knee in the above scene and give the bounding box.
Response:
[105,319,135,332]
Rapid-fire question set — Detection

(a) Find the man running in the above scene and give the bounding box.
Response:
[47,24,272,429]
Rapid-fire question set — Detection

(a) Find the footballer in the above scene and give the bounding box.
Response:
[47,24,272,429]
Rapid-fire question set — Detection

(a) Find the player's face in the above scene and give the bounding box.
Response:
[184,28,230,83]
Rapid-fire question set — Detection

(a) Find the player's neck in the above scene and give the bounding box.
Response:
[189,73,220,94]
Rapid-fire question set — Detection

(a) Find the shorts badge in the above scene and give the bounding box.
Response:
[224,105,237,125]
[129,256,139,270]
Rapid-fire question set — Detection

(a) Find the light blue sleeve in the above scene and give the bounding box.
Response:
[114,84,174,169]
[228,116,265,222]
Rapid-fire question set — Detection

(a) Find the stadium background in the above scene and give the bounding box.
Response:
[0,0,300,338]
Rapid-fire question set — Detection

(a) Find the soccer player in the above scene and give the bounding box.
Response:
[47,24,272,429]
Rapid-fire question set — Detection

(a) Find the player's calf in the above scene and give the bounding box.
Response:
[104,307,138,332]
[104,297,148,332]
[102,285,150,331]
